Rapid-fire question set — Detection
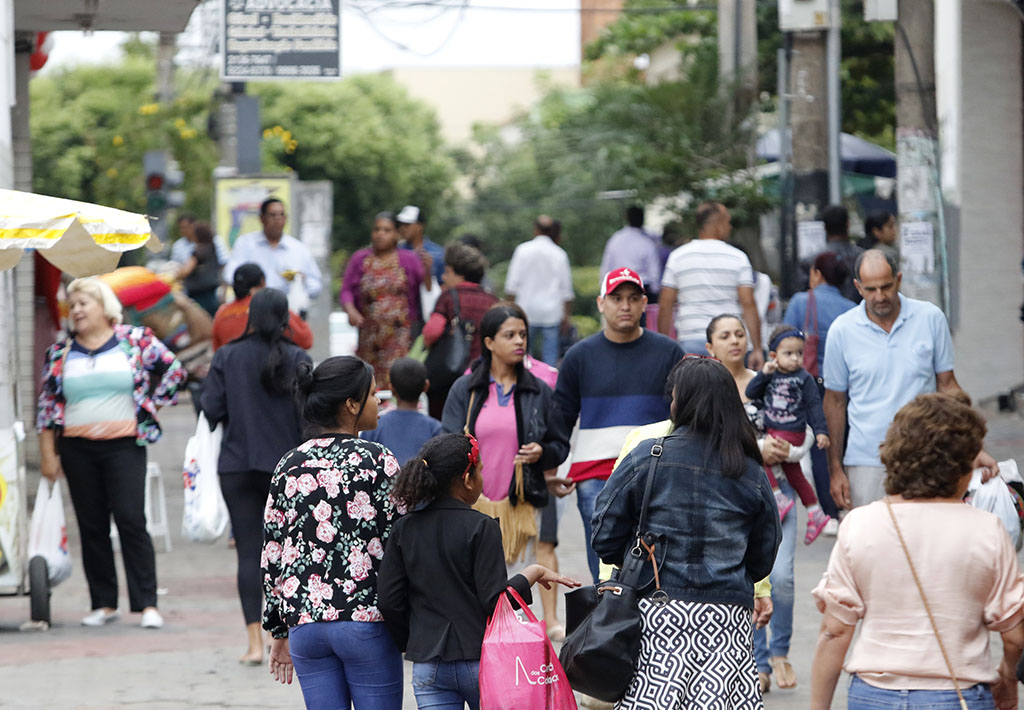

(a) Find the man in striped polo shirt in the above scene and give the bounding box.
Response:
[554,267,684,583]
[657,201,763,368]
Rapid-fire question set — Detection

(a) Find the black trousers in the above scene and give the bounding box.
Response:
[219,470,273,625]
[59,436,157,612]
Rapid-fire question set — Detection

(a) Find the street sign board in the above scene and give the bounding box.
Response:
[221,0,341,82]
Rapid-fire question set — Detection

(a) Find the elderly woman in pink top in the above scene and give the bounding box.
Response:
[811,392,1024,710]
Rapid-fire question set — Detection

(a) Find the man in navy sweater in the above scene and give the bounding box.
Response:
[554,267,684,582]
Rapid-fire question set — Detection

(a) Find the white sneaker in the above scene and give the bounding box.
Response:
[81,609,119,627]
[822,518,839,537]
[140,608,163,629]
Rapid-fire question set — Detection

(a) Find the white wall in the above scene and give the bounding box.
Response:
[949,1,1024,400]
[388,66,580,146]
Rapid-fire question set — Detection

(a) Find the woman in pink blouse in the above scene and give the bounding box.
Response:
[811,393,1024,710]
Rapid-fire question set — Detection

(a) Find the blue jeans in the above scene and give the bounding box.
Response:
[680,338,708,356]
[847,675,994,709]
[576,477,606,583]
[412,660,480,710]
[753,481,796,672]
[288,621,403,710]
[529,324,560,365]
[810,446,839,518]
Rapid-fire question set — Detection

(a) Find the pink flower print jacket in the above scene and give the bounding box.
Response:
[262,434,400,639]
[36,324,186,445]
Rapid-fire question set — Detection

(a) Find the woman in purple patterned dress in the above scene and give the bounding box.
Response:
[340,212,425,389]
[262,355,403,710]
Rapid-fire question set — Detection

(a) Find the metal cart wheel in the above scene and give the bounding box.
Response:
[28,555,50,624]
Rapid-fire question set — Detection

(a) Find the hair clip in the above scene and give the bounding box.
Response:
[464,434,480,476]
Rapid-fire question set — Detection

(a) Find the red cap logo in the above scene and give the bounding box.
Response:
[600,267,645,296]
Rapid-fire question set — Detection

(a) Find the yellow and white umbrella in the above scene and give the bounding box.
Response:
[0,189,160,277]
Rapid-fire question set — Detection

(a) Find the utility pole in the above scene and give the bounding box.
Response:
[156,32,176,104]
[718,0,758,106]
[789,30,829,262]
[894,0,944,309]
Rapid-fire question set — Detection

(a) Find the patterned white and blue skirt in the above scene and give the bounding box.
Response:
[617,598,762,710]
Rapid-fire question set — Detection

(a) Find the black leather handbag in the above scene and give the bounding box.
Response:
[424,288,474,392]
[558,438,668,702]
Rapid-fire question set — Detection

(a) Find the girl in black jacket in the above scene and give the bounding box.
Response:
[378,433,579,710]
[440,304,570,565]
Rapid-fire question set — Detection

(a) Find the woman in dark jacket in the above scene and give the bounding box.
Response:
[593,356,781,709]
[441,303,570,568]
[201,288,311,665]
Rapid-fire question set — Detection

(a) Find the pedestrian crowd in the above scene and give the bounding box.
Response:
[32,198,1024,710]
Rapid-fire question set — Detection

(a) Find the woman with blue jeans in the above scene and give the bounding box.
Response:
[263,356,403,709]
[379,433,579,709]
[706,313,812,693]
[811,393,1024,710]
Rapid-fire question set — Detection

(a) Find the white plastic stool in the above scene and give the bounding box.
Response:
[110,462,172,553]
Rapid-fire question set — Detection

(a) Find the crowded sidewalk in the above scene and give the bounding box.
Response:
[2,392,1021,709]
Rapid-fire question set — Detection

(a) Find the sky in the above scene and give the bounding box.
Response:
[43,0,583,75]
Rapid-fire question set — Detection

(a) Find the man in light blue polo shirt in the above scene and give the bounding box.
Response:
[823,249,998,508]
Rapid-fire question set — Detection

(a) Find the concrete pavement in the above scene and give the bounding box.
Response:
[1,396,1021,709]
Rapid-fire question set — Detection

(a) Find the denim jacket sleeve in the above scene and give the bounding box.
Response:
[590,447,643,567]
[744,472,783,583]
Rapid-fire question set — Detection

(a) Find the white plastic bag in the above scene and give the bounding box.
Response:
[181,413,230,543]
[28,478,72,585]
[287,274,310,315]
[967,462,1022,550]
[420,279,441,323]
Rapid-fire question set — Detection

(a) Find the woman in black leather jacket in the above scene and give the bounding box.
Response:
[441,303,570,568]
[593,356,781,709]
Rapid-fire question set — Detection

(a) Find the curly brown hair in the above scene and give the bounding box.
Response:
[881,392,986,499]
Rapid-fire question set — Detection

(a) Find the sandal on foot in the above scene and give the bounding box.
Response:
[771,656,797,688]
[758,671,771,693]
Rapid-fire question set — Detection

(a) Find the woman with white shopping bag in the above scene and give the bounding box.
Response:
[201,288,310,665]
[36,277,186,629]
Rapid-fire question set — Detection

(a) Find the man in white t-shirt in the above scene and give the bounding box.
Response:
[657,202,763,368]
[504,215,575,365]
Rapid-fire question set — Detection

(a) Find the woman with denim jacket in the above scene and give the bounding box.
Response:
[592,356,781,709]
[37,277,186,630]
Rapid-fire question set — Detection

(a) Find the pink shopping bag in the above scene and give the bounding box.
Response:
[480,586,578,710]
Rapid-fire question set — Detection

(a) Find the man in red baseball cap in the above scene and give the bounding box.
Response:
[553,266,684,583]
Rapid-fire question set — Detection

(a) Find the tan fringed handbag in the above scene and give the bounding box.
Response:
[884,497,969,710]
[464,391,537,564]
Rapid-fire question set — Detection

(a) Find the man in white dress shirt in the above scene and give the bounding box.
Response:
[223,198,323,306]
[504,215,575,365]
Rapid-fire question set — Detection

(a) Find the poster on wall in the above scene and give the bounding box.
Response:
[214,176,295,247]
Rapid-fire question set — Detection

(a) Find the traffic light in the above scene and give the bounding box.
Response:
[145,171,168,214]
[143,150,170,241]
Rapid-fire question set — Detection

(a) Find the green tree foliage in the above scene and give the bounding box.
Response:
[253,76,456,253]
[30,50,219,223]
[587,0,895,148]
[30,38,456,256]
[757,1,895,148]
[457,41,771,269]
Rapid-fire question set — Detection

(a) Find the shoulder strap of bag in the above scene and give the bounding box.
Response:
[884,497,968,710]
[636,438,664,535]
[463,391,476,436]
[804,288,817,335]
[450,286,462,324]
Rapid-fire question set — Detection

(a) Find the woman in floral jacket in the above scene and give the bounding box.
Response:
[263,355,403,710]
[36,277,185,629]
